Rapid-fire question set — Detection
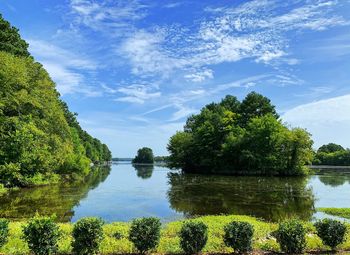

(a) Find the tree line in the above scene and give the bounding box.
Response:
[0,14,111,188]
[313,143,350,166]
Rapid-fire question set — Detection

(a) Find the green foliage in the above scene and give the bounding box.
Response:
[179,221,208,254]
[128,217,161,253]
[0,218,9,247]
[22,216,61,255]
[0,14,112,188]
[72,217,104,255]
[275,219,306,254]
[132,147,154,164]
[313,143,350,166]
[168,92,313,175]
[0,14,30,57]
[223,221,254,253]
[314,219,347,249]
[318,208,350,219]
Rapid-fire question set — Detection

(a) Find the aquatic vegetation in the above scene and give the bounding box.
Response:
[318,208,350,219]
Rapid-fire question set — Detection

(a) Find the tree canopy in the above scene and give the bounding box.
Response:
[132,147,154,164]
[0,15,111,188]
[167,93,313,176]
[313,143,350,166]
[0,14,30,57]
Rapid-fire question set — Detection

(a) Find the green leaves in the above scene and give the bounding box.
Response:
[129,217,161,253]
[167,92,313,175]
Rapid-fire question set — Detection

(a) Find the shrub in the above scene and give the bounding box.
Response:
[113,231,124,240]
[0,218,9,248]
[179,221,208,254]
[275,219,306,254]
[223,221,254,253]
[129,217,161,253]
[314,218,347,250]
[22,216,61,255]
[72,217,104,255]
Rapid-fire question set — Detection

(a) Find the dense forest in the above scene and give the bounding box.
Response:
[0,14,111,188]
[167,93,313,176]
[313,143,350,166]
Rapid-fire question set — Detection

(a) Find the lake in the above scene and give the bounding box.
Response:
[0,163,349,222]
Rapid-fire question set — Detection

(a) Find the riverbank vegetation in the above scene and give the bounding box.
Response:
[313,143,350,166]
[318,208,350,219]
[0,215,349,254]
[167,93,313,176]
[0,14,111,191]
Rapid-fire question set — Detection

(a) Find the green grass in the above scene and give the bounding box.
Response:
[318,208,350,219]
[0,184,7,196]
[0,215,350,254]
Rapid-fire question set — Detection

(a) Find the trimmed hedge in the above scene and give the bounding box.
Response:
[129,217,161,253]
[223,221,254,253]
[0,218,9,248]
[275,219,306,254]
[315,218,347,250]
[22,216,61,255]
[72,217,104,255]
[179,221,208,254]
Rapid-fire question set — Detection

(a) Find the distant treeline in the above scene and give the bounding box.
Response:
[0,14,111,188]
[313,143,350,166]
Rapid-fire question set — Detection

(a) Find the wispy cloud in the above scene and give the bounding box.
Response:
[69,0,147,35]
[114,84,161,104]
[28,39,101,96]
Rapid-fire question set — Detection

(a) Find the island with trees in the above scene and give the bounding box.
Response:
[167,92,313,176]
[313,143,350,166]
[132,147,154,164]
[0,14,112,192]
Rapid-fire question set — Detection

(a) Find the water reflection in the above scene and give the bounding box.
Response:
[0,166,111,221]
[133,164,154,179]
[315,169,350,187]
[167,172,316,222]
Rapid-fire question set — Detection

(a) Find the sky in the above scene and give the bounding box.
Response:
[1,0,350,157]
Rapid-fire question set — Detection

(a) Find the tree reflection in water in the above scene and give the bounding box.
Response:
[132,164,154,179]
[0,166,111,222]
[167,172,316,222]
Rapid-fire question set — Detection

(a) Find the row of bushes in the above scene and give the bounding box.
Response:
[0,216,347,254]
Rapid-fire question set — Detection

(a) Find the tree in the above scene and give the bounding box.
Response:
[0,14,30,57]
[317,143,345,153]
[167,92,313,176]
[132,147,154,164]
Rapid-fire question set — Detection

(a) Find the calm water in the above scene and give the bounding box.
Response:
[0,164,350,222]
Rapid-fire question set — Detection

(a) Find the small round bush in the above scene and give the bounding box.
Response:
[223,221,254,253]
[314,218,347,250]
[0,218,9,248]
[179,221,208,254]
[129,217,161,254]
[22,216,61,255]
[275,219,306,254]
[72,217,104,255]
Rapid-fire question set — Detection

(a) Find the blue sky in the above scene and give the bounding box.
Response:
[1,0,350,157]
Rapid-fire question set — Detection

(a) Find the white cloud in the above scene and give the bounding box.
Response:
[115,84,161,104]
[119,0,349,82]
[28,39,100,96]
[283,94,350,148]
[69,0,147,34]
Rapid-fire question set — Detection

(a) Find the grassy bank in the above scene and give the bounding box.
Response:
[1,215,350,254]
[318,208,350,219]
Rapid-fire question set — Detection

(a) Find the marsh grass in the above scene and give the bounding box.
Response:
[0,215,350,254]
[318,208,350,219]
